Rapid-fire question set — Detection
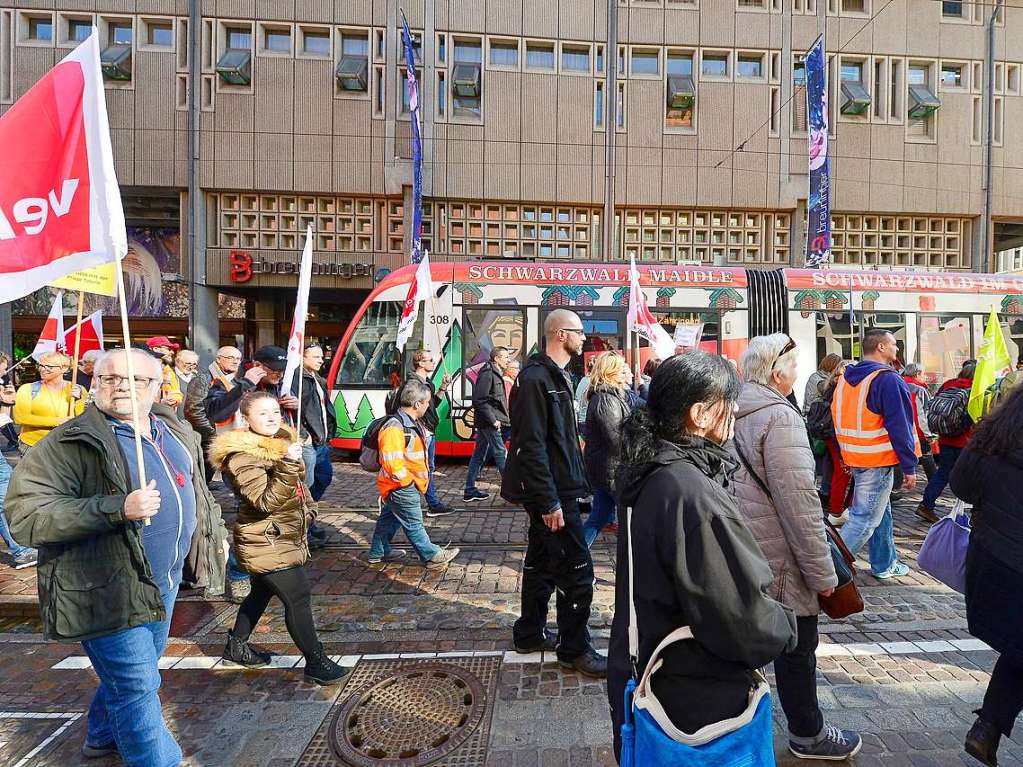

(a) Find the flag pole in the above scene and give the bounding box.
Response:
[67,291,85,416]
[113,250,150,526]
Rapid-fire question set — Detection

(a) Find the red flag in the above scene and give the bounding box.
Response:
[31,292,66,361]
[63,310,105,356]
[0,33,126,303]
[626,256,676,360]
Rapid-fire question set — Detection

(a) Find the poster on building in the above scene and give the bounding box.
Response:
[805,36,831,268]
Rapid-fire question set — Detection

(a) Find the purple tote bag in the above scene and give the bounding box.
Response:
[917,500,971,594]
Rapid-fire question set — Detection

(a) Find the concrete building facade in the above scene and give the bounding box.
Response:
[2,0,1022,353]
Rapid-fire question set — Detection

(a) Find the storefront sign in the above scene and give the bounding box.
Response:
[228,250,372,283]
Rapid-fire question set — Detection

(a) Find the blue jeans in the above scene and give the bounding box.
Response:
[309,443,334,501]
[922,444,962,510]
[839,466,899,575]
[583,488,617,548]
[370,484,440,562]
[0,456,28,557]
[227,549,248,582]
[82,589,181,767]
[465,427,507,492]
[424,437,442,508]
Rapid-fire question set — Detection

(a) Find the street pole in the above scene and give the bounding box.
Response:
[980,0,1003,273]
[602,0,618,262]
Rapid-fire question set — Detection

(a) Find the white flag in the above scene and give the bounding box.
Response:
[396,250,434,353]
[280,226,314,394]
[626,256,676,360]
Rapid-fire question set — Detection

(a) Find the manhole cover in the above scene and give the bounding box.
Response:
[329,663,487,766]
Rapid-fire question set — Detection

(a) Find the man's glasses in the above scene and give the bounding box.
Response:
[772,336,797,370]
[559,328,586,336]
[217,355,241,362]
[37,364,64,371]
[96,375,160,390]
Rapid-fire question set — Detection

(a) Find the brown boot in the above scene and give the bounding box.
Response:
[915,503,939,524]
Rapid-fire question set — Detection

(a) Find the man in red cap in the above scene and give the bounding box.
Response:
[146,336,184,408]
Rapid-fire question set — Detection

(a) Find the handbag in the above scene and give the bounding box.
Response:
[917,500,971,594]
[732,439,863,620]
[620,505,776,767]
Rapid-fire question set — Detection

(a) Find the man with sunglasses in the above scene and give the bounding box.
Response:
[502,309,605,678]
[6,348,227,766]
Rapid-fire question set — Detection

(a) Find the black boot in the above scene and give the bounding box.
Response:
[965,715,1001,767]
[222,631,272,668]
[303,645,351,686]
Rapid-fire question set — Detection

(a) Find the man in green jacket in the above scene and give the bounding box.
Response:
[6,348,227,766]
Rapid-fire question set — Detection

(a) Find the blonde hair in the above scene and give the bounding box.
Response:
[37,351,70,369]
[589,351,628,390]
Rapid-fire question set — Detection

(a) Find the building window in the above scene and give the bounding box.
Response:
[595,81,605,128]
[302,29,330,57]
[489,40,518,68]
[631,49,660,77]
[702,52,729,78]
[454,39,482,64]
[792,59,807,132]
[263,28,290,53]
[108,22,131,46]
[940,62,964,88]
[147,22,172,47]
[227,27,251,51]
[401,30,422,64]
[907,63,940,138]
[437,33,446,64]
[452,39,482,120]
[525,42,555,70]
[562,44,590,73]
[68,18,92,43]
[218,26,253,86]
[942,1,965,17]
[841,0,867,12]
[736,53,764,79]
[667,52,694,76]
[341,32,368,57]
[839,61,870,115]
[738,0,766,7]
[28,16,53,42]
[596,45,604,74]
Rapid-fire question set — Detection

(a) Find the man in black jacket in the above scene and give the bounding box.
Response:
[389,349,454,517]
[501,309,605,678]
[293,344,337,545]
[464,346,511,502]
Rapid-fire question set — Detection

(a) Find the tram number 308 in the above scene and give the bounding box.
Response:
[429,315,451,325]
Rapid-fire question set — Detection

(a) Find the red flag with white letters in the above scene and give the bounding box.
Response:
[0,32,126,303]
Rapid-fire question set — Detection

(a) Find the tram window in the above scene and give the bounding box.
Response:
[1001,315,1023,368]
[918,314,972,387]
[335,301,403,387]
[862,313,906,363]
[816,312,860,362]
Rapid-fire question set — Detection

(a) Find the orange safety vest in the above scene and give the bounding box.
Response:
[213,374,242,430]
[376,417,431,498]
[831,369,920,468]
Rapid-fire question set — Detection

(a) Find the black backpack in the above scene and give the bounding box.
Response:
[806,398,835,441]
[358,415,422,472]
[927,386,972,437]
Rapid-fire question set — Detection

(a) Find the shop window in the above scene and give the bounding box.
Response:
[336,302,403,386]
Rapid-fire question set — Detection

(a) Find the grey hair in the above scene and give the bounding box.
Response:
[903,362,922,377]
[80,350,102,363]
[95,348,163,380]
[399,378,432,408]
[741,333,798,385]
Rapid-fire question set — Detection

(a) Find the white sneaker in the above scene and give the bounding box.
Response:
[828,510,849,527]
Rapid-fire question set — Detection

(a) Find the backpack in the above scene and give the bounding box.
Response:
[805,398,835,441]
[358,415,415,473]
[984,370,1023,417]
[927,386,972,437]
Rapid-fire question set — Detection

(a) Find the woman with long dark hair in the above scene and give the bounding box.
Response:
[607,351,796,761]
[949,386,1023,767]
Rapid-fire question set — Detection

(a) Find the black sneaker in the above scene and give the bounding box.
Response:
[789,725,862,760]
[221,631,272,668]
[965,715,1001,767]
[81,741,118,759]
[13,548,38,569]
[514,630,558,654]
[308,524,328,540]
[303,646,352,686]
[558,649,607,679]
[426,503,455,517]
[463,489,490,502]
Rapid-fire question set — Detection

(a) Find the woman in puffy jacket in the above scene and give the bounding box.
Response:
[210,390,348,686]
[582,352,632,547]
[730,335,860,760]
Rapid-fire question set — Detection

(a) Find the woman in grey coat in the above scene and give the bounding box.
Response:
[730,334,861,761]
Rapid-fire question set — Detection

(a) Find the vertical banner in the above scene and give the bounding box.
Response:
[281,225,314,396]
[805,36,832,268]
[400,11,424,265]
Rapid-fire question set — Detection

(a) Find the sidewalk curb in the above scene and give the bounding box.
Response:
[0,595,39,618]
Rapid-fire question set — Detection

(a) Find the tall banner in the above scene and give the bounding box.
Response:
[281,226,314,395]
[804,36,832,268]
[401,12,424,265]
[0,33,126,302]
[396,250,434,353]
[627,256,676,361]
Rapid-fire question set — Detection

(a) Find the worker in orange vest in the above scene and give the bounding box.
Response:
[830,328,920,580]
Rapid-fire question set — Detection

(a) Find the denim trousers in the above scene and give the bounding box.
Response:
[465,427,507,491]
[922,444,963,510]
[370,484,440,562]
[424,437,442,508]
[309,443,334,502]
[582,488,617,548]
[839,466,899,575]
[81,590,181,767]
[0,456,28,557]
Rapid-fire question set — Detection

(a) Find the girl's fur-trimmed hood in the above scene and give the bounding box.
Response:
[209,426,298,470]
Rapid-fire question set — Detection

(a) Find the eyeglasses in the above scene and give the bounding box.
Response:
[559,327,586,336]
[96,375,160,390]
[37,364,65,371]
[771,336,797,370]
[178,362,199,370]
[217,354,241,361]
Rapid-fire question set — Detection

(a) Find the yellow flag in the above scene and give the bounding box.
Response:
[969,309,1012,421]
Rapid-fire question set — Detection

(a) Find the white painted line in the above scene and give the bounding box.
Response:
[845,643,885,656]
[51,656,92,670]
[816,644,852,657]
[0,711,82,767]
[338,655,362,667]
[399,652,437,659]
[362,653,402,660]
[915,640,956,653]
[435,651,475,658]
[951,639,991,652]
[473,650,504,657]
[266,655,302,668]
[172,656,219,669]
[158,656,183,669]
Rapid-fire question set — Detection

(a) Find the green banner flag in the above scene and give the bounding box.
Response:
[969,309,1013,421]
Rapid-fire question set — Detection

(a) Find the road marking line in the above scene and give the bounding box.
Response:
[0,711,82,767]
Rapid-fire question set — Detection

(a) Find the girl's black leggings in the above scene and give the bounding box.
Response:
[232,565,319,658]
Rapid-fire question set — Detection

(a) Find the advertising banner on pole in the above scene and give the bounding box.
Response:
[805,36,832,268]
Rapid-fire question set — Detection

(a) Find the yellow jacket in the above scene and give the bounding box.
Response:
[13,381,85,446]
[162,364,183,407]
[376,413,431,498]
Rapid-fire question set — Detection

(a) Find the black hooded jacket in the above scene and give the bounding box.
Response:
[607,437,796,756]
[501,353,589,513]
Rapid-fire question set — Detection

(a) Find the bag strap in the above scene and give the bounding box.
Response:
[627,504,640,674]
[824,520,856,567]
[733,439,772,501]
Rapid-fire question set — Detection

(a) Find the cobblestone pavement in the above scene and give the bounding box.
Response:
[0,458,1019,765]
